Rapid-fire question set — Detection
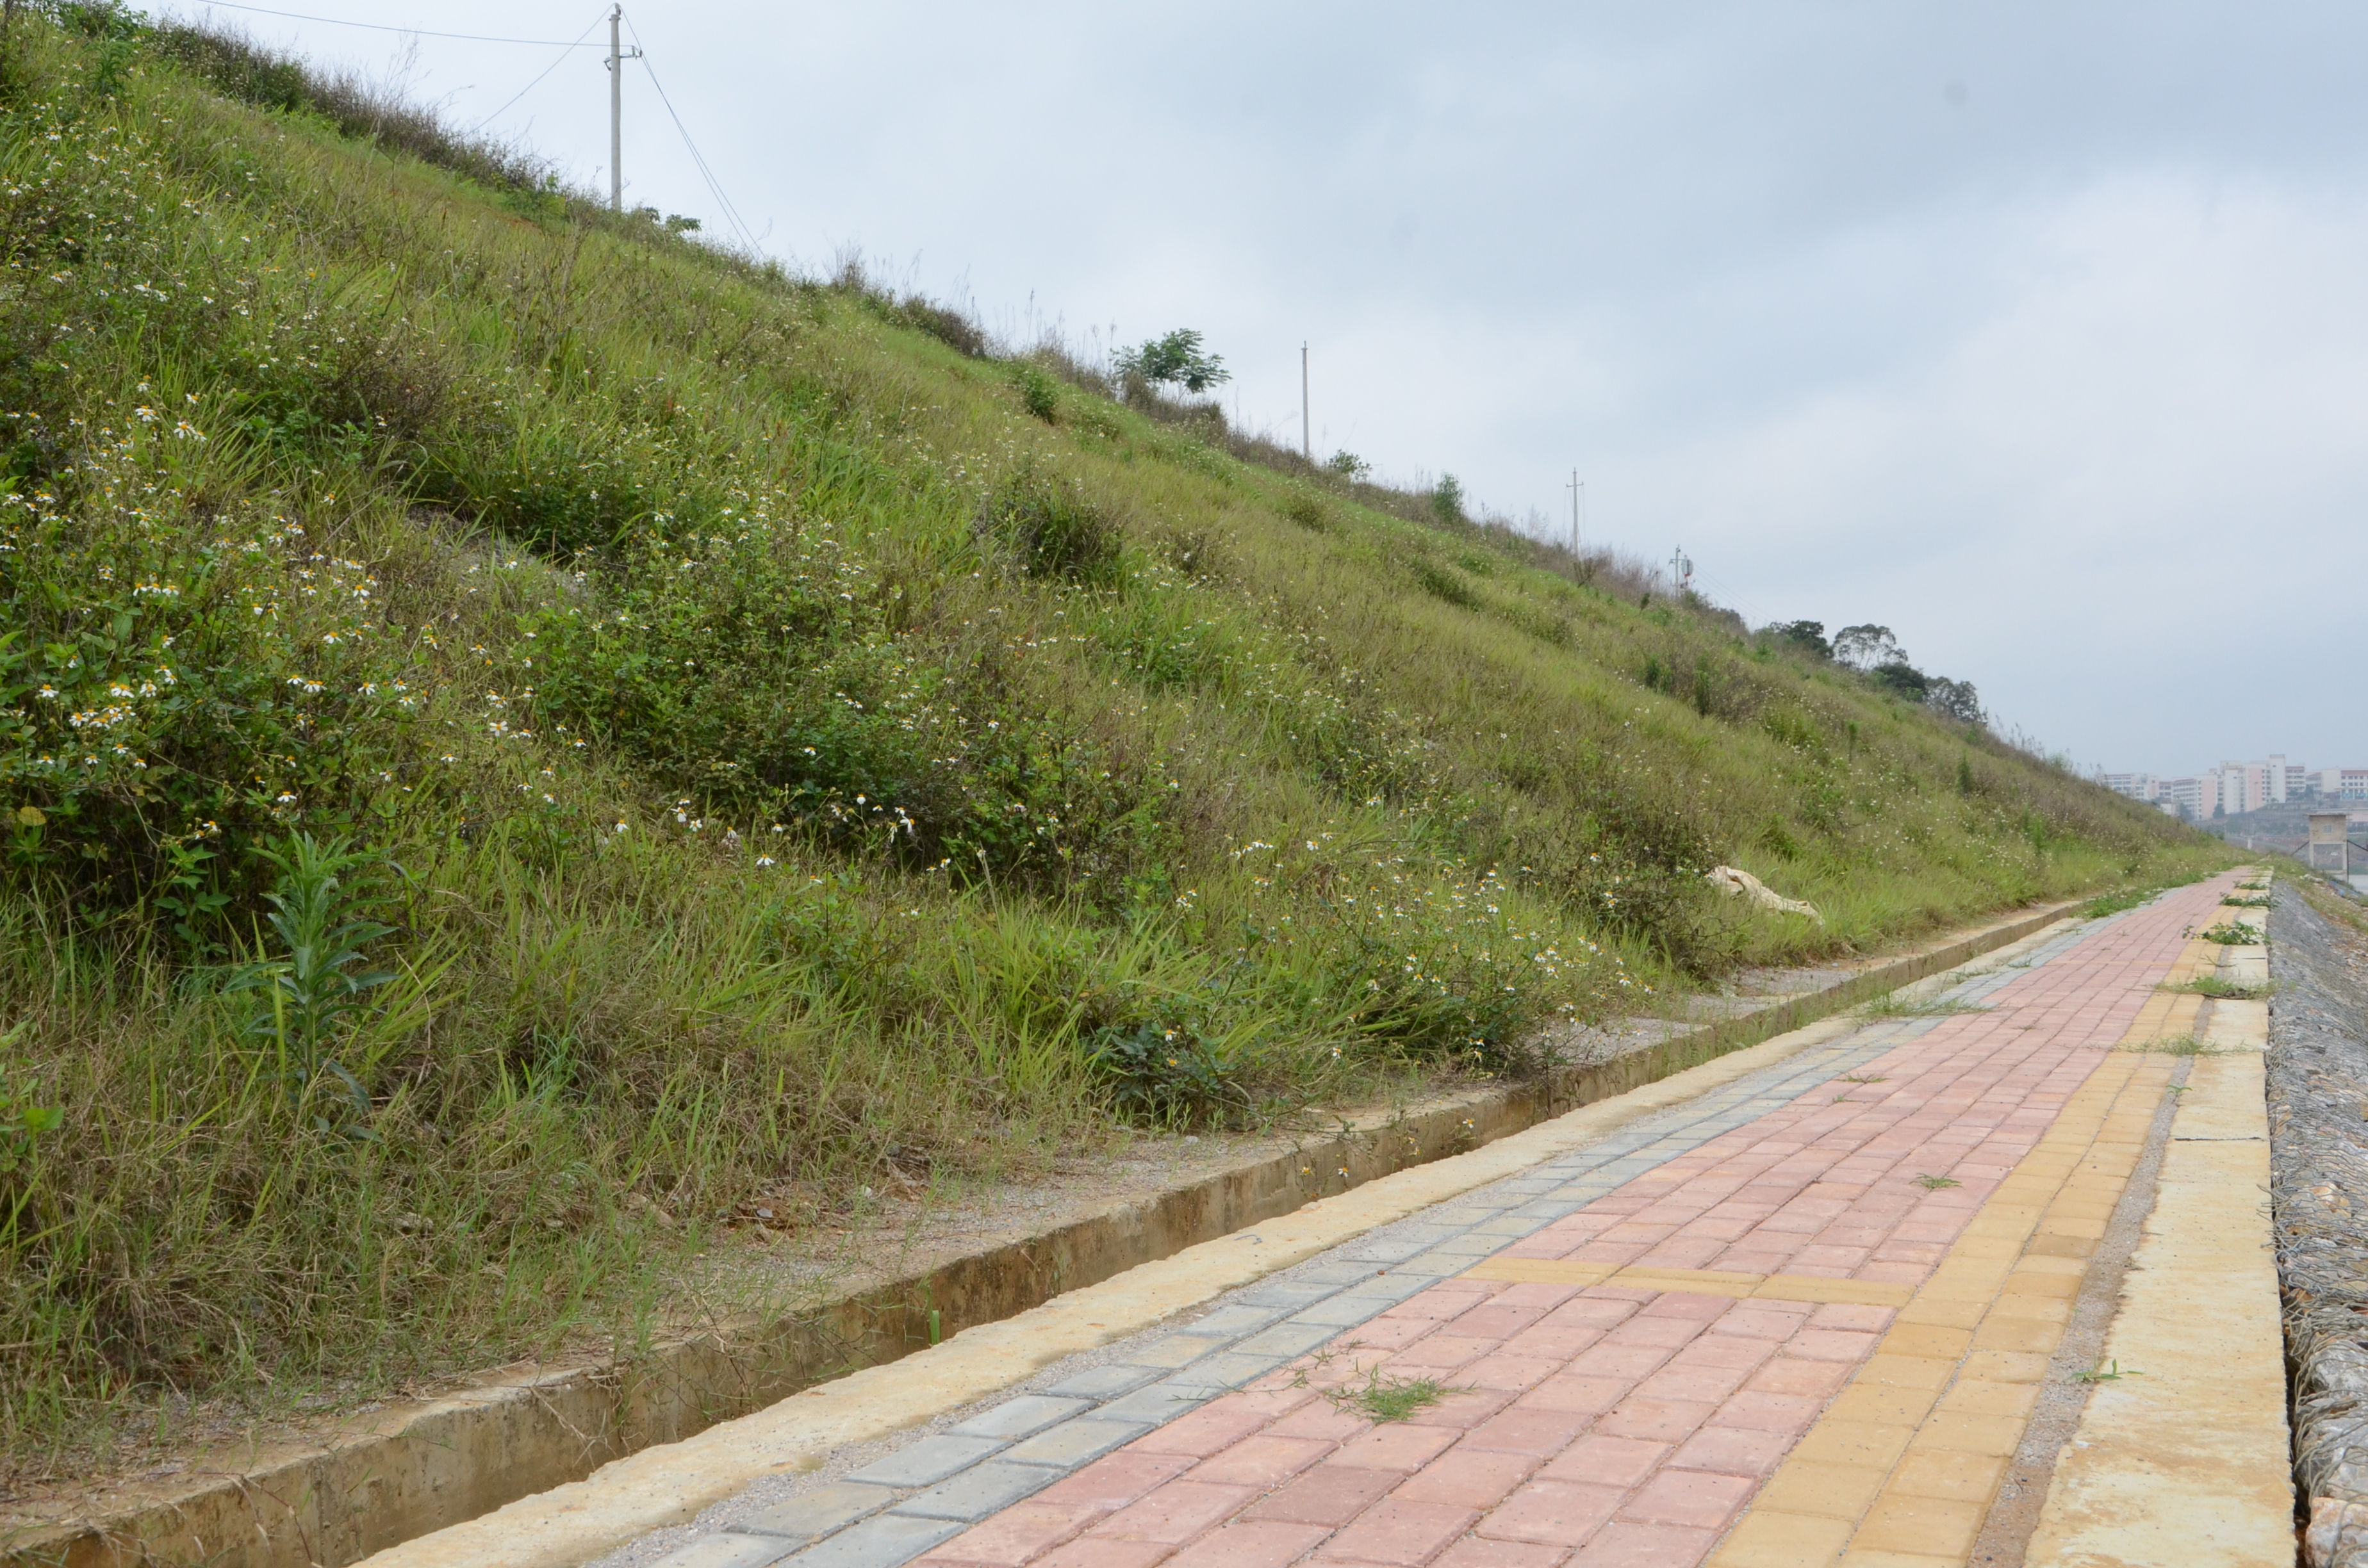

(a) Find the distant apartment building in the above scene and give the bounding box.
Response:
[2160,776,2215,821]
[2104,755,2362,819]
[2323,769,2368,803]
[2216,758,2296,813]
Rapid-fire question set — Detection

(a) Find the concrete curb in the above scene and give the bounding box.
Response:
[3,902,2082,1568]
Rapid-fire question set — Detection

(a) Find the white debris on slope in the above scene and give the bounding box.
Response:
[1705,865,1823,923]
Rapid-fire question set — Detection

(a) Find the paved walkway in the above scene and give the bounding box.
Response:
[621,876,2258,1568]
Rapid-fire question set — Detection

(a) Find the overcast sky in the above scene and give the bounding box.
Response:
[175,1,2368,777]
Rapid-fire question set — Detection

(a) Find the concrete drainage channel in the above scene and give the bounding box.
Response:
[5,902,2079,1568]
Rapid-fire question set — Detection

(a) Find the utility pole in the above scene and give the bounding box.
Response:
[1669,546,1693,594]
[1565,471,1581,557]
[605,6,643,213]
[1301,342,1311,463]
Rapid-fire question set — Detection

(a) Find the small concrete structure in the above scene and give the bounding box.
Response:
[2309,812,2353,876]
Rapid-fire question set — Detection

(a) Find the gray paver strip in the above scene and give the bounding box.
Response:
[785,1515,965,1568]
[596,922,2110,1568]
[741,1484,901,1544]
[890,1461,1064,1522]
[847,1438,1010,1489]
[948,1397,1094,1441]
[1000,1419,1153,1467]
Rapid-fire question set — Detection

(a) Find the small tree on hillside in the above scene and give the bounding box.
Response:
[1870,660,1929,701]
[1832,624,1903,670]
[1433,474,1466,523]
[1925,676,1984,724]
[1115,329,1231,394]
[1769,620,1832,659]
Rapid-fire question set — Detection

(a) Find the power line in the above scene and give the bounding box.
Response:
[185,3,764,254]
[471,8,607,135]
[621,12,759,252]
[183,0,611,46]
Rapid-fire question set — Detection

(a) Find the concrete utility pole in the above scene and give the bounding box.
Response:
[605,7,643,213]
[1301,342,1311,462]
[1566,471,1581,557]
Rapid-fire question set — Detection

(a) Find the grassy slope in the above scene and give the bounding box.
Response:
[0,16,2224,1467]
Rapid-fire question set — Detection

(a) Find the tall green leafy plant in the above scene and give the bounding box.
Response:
[0,1024,62,1245]
[224,834,395,1135]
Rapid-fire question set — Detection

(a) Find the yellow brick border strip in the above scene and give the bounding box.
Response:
[1707,947,2219,1568]
[2023,894,2292,1566]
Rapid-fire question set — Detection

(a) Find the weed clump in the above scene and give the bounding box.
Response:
[1012,363,1062,423]
[1281,493,1329,531]
[1861,994,1990,1020]
[1089,1018,1246,1129]
[981,465,1124,587]
[2080,888,2153,919]
[2123,1033,2226,1056]
[2157,974,2270,1000]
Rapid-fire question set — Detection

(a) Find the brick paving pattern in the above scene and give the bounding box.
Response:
[635,878,2237,1568]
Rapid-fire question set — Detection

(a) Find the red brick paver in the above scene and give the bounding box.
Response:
[917,883,2232,1568]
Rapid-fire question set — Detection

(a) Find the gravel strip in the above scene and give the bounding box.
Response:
[2269,882,2368,1566]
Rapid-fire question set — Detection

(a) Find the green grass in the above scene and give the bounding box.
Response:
[2287,869,2368,936]
[2074,1360,2142,1384]
[1859,993,1991,1019]
[0,10,2232,1474]
[1343,1374,1452,1423]
[2197,922,2264,946]
[2121,1034,2226,1057]
[2156,975,2271,1001]
[1304,1356,1457,1423]
[2078,887,2155,919]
